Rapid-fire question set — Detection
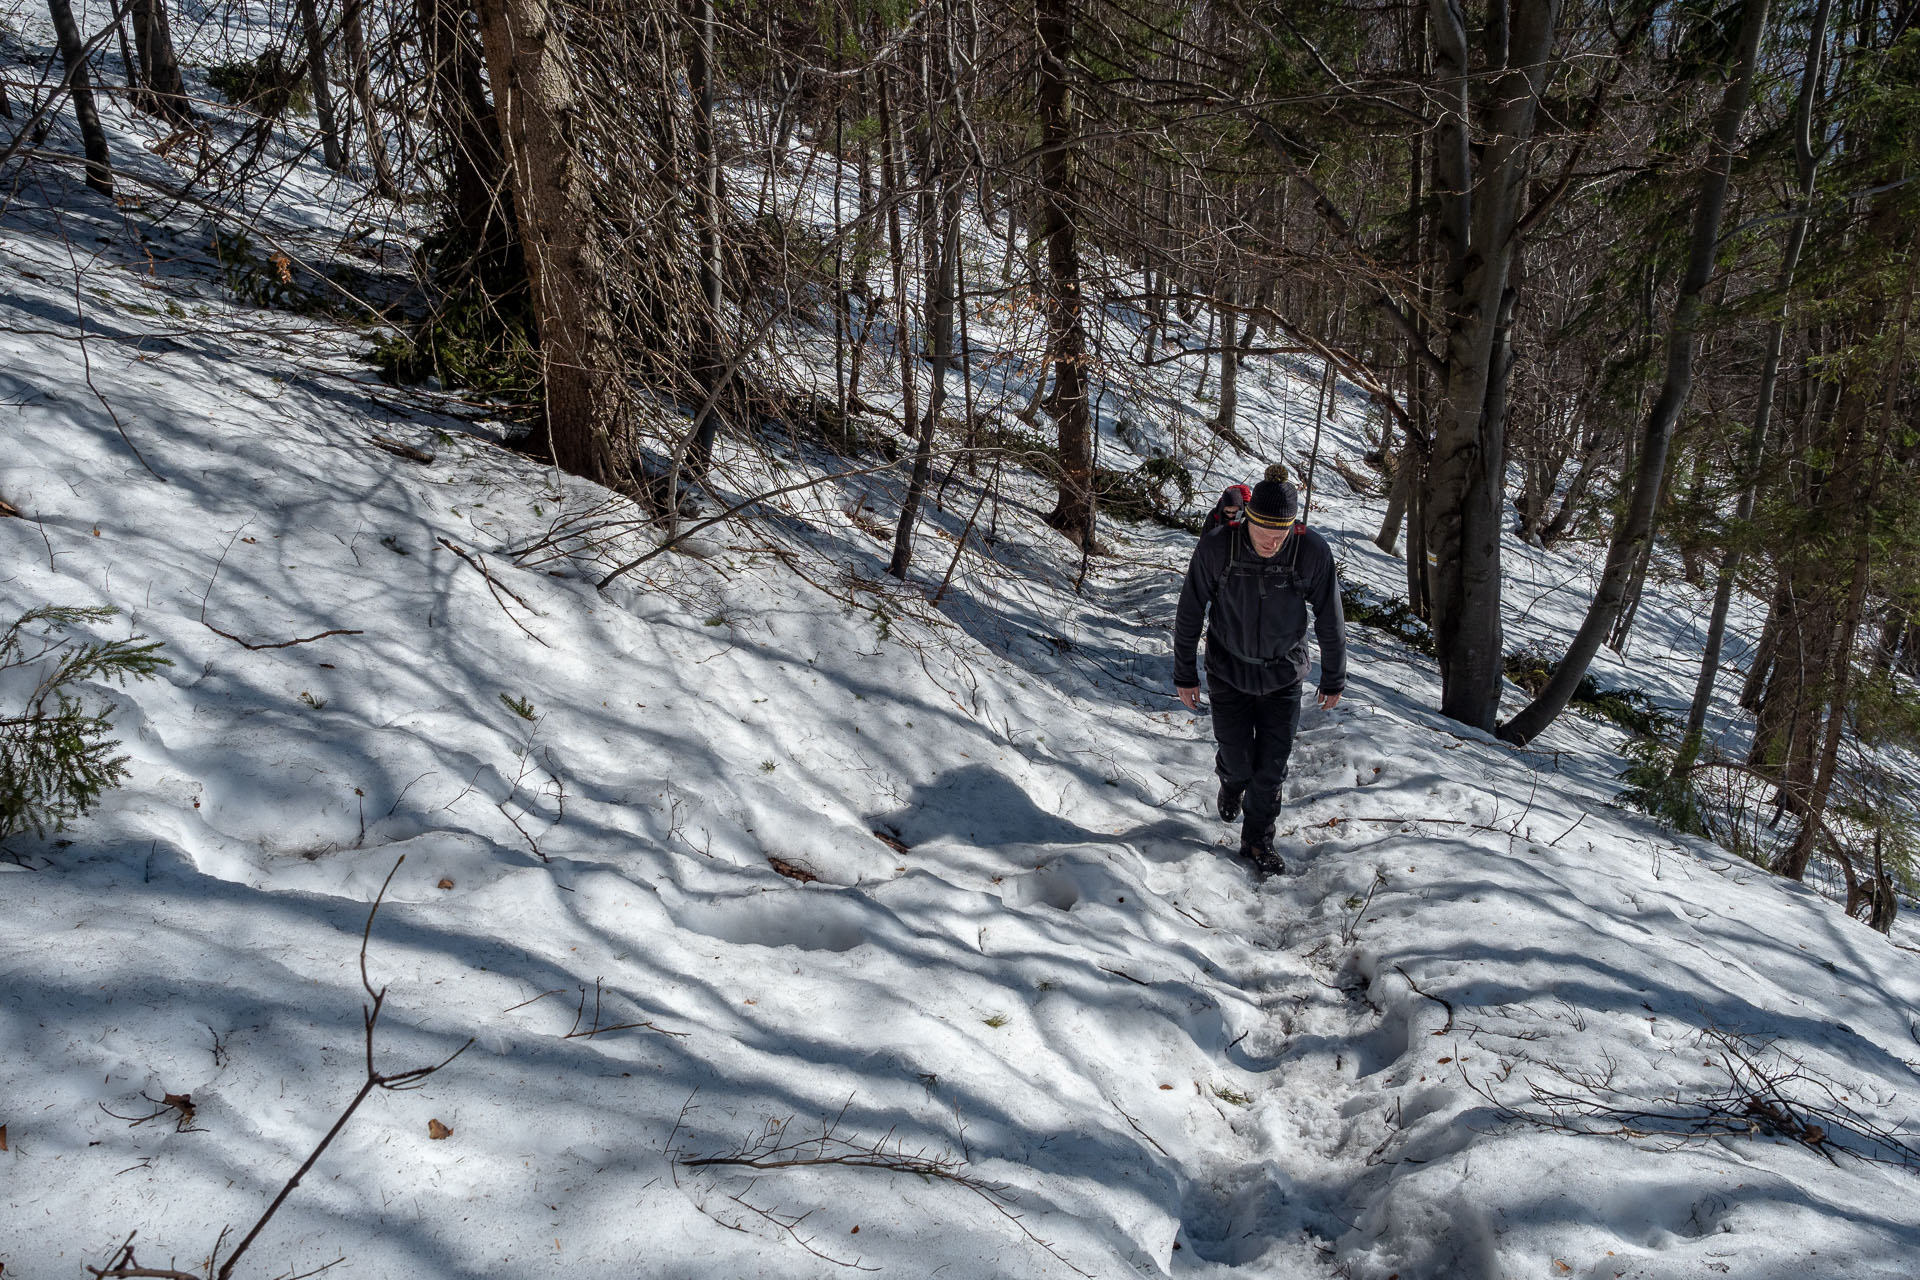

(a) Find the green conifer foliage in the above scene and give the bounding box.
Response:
[1,606,170,841]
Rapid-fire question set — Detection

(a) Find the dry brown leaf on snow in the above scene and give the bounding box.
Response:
[0,1123,9,1150]
[767,856,818,883]
[437,878,455,890]
[427,1118,452,1139]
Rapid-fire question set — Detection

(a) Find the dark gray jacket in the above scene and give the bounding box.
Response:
[1173,522,1347,697]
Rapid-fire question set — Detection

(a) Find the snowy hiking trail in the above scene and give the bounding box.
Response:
[6,136,1920,1280]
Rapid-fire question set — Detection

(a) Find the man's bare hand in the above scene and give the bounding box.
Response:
[1317,690,1342,711]
[1177,685,1201,711]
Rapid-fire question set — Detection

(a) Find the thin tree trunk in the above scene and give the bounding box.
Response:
[47,0,113,198]
[342,0,399,196]
[130,0,190,124]
[116,3,141,114]
[1539,429,1606,545]
[1212,298,1239,432]
[1193,306,1213,397]
[1675,0,1832,773]
[890,56,960,579]
[419,0,511,279]
[296,0,346,172]
[1036,0,1093,547]
[1739,582,1787,710]
[876,54,917,455]
[1500,0,1768,746]
[1606,521,1658,652]
[1305,359,1333,521]
[1381,88,1426,563]
[832,29,847,429]
[686,0,727,474]
[475,0,636,486]
[846,97,875,408]
[1375,449,1408,554]
[1774,261,1913,879]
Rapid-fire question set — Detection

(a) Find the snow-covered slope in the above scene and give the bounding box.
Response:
[7,87,1920,1280]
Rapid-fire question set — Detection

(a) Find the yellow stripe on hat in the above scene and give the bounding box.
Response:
[1245,509,1294,529]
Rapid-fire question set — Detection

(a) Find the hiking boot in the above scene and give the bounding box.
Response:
[1242,840,1285,878]
[1216,783,1242,824]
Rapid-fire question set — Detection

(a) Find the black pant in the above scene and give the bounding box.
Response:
[1210,680,1300,850]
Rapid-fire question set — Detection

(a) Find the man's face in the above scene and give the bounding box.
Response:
[1248,521,1288,557]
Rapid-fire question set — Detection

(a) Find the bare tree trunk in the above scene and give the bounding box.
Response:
[1212,297,1239,432]
[342,0,400,196]
[687,0,728,475]
[475,0,637,486]
[1304,359,1333,520]
[115,5,140,112]
[1676,0,1832,774]
[46,0,114,198]
[1193,305,1213,398]
[1774,260,1912,879]
[1423,0,1561,731]
[1036,0,1094,547]
[876,53,918,453]
[890,33,960,579]
[1749,574,1831,813]
[1377,98,1424,561]
[130,0,191,124]
[1375,451,1408,554]
[1605,526,1657,652]
[1739,582,1787,710]
[1500,0,1768,746]
[296,0,347,172]
[832,27,848,427]
[845,95,875,407]
[1538,429,1606,545]
[419,0,511,277]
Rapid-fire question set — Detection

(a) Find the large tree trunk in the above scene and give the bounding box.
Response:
[1035,0,1094,548]
[46,0,114,198]
[1499,0,1768,746]
[1422,0,1561,731]
[296,0,347,172]
[1675,0,1832,774]
[130,0,191,124]
[475,0,637,486]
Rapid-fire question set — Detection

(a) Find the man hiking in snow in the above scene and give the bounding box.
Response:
[1201,483,1251,535]
[1173,467,1346,875]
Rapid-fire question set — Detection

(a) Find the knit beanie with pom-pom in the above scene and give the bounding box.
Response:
[1246,470,1299,527]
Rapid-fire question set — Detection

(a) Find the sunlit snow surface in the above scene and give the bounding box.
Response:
[5,14,1920,1278]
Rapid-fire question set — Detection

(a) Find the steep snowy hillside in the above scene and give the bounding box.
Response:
[7,76,1920,1280]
